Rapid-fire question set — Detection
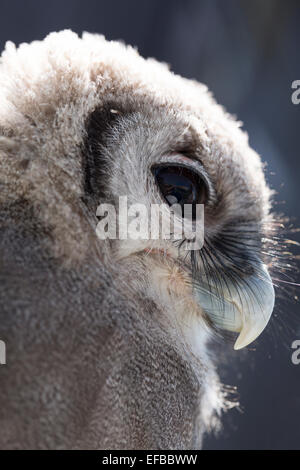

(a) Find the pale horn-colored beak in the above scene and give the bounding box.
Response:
[193,263,275,350]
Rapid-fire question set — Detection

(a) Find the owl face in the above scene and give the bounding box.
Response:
[86,102,274,351]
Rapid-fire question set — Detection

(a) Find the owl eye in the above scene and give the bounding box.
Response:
[152,164,208,218]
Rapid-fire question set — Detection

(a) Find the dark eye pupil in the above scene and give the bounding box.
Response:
[152,165,207,218]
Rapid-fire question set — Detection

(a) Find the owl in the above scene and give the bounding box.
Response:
[0,30,277,449]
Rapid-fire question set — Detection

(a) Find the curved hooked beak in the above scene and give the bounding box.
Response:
[193,263,275,350]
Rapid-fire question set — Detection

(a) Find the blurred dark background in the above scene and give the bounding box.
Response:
[1,0,299,449]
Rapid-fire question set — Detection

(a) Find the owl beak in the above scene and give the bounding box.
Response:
[193,263,275,350]
[232,265,274,349]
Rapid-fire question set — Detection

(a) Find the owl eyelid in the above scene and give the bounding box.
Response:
[154,153,215,205]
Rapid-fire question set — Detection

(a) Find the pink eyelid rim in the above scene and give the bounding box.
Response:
[160,153,201,168]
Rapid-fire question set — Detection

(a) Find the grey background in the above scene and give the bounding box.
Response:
[0,0,299,449]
